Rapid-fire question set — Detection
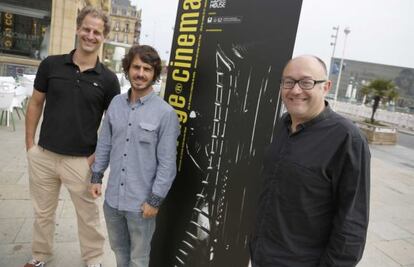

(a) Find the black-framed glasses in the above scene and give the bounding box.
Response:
[280,78,326,90]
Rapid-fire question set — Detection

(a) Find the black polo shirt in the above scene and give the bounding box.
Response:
[34,49,120,156]
[251,104,371,266]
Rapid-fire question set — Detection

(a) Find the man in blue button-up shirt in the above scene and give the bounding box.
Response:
[89,45,180,267]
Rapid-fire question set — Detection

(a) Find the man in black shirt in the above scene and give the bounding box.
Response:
[24,6,120,267]
[250,55,370,267]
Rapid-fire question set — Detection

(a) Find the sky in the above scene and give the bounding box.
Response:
[132,0,414,69]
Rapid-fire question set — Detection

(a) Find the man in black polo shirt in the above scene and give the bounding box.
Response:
[250,55,370,267]
[24,6,120,267]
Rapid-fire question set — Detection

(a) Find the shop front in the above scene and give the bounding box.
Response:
[0,0,51,76]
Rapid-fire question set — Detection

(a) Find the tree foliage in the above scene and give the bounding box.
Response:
[361,79,398,123]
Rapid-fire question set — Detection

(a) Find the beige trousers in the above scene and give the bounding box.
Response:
[27,145,105,265]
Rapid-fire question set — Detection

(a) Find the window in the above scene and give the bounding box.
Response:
[0,11,50,59]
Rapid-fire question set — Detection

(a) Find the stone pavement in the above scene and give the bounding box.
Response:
[0,117,115,267]
[1,117,414,267]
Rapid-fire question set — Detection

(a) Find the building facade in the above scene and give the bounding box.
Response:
[0,0,113,77]
[328,57,414,112]
[102,0,141,72]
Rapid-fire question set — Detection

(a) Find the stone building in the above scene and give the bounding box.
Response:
[328,57,414,112]
[102,0,141,72]
[0,0,140,76]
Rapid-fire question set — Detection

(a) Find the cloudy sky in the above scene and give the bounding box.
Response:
[132,0,414,69]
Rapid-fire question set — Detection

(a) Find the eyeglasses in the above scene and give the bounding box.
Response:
[280,78,326,90]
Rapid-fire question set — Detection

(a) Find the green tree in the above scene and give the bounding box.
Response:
[361,79,399,123]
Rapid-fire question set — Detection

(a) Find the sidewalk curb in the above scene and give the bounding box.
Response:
[398,128,414,136]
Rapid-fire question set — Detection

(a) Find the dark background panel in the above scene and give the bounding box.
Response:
[151,1,302,266]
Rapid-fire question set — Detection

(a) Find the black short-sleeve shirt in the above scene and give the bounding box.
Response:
[34,49,120,156]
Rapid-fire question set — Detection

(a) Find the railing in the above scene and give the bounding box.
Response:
[334,101,414,131]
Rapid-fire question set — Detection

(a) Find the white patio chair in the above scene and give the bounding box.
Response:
[21,74,35,97]
[0,76,15,84]
[0,91,15,131]
[12,86,27,119]
[0,81,15,93]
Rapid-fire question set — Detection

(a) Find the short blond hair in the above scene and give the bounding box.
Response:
[77,6,110,37]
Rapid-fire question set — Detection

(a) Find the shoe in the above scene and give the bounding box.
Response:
[87,264,102,267]
[24,259,45,267]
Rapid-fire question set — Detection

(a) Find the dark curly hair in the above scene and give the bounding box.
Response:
[122,45,162,82]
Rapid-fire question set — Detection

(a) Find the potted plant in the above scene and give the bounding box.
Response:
[361,79,399,123]
[358,79,399,144]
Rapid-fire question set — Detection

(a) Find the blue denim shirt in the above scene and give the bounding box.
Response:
[92,90,180,212]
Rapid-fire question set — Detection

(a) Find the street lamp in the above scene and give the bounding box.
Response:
[329,26,339,80]
[333,26,351,109]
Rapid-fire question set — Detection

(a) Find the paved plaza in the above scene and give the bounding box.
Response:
[0,116,413,266]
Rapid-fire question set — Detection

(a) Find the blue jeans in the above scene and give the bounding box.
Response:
[103,201,156,267]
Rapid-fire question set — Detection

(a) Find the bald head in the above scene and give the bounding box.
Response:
[280,55,332,129]
[283,55,328,78]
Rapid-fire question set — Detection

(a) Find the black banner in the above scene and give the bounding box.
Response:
[152,1,302,266]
